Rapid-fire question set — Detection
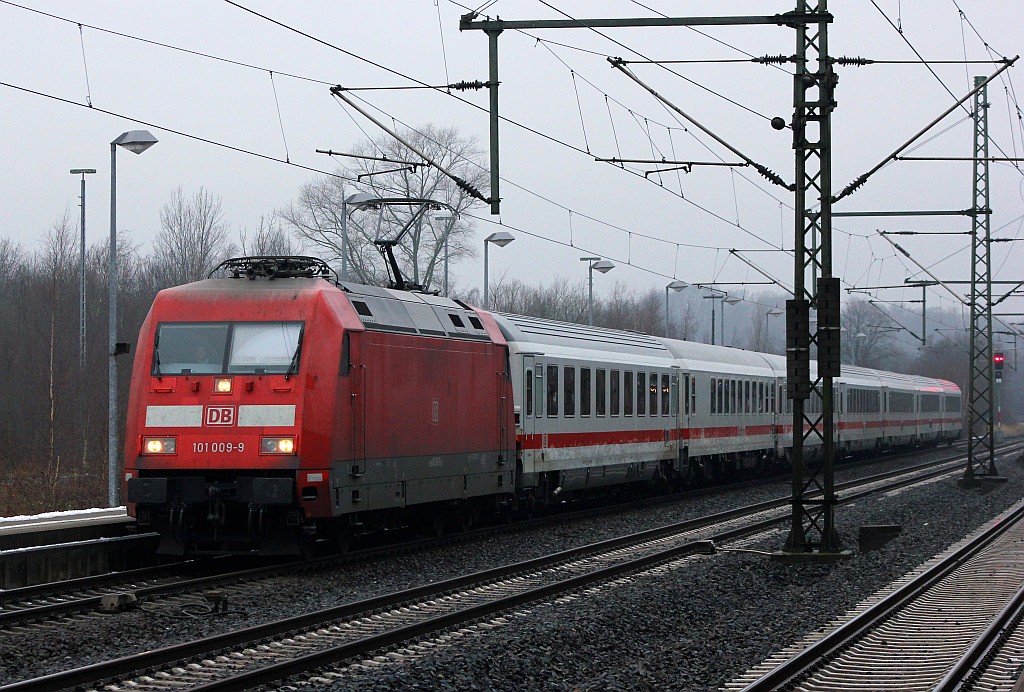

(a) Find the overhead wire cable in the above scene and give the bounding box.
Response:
[0,0,334,86]
[434,0,452,88]
[8,0,859,281]
[221,0,737,214]
[870,0,1022,171]
[346,91,783,252]
[268,71,290,163]
[0,79,355,182]
[627,0,789,75]
[535,0,775,123]
[77,23,92,107]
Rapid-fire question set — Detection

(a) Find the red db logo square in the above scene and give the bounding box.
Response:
[205,406,236,426]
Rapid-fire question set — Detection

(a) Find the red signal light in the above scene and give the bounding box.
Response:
[994,353,1005,364]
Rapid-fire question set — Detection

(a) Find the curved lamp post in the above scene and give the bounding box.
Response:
[665,280,688,337]
[109,130,157,507]
[581,257,614,326]
[765,307,783,350]
[483,231,515,309]
[722,295,741,347]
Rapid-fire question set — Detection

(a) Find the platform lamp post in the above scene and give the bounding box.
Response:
[109,130,157,508]
[71,168,96,370]
[340,191,379,283]
[702,289,725,345]
[483,231,515,309]
[581,257,615,326]
[722,296,741,347]
[665,280,688,338]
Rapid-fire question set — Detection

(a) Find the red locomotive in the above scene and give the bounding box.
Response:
[124,257,514,554]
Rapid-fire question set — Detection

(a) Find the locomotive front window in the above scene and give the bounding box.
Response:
[228,322,302,374]
[154,321,303,375]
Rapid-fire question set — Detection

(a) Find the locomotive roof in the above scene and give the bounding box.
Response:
[160,276,336,298]
[337,281,495,342]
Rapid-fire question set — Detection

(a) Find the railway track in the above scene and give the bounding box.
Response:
[0,442,991,634]
[3,442,1007,692]
[727,467,1024,690]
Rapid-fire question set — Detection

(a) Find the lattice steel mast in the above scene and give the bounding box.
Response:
[782,0,845,556]
[964,75,999,481]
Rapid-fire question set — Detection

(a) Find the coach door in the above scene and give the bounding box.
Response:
[522,355,537,439]
[669,370,681,451]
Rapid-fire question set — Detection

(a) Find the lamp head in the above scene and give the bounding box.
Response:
[591,259,614,273]
[112,130,158,155]
[486,231,515,247]
[667,280,688,291]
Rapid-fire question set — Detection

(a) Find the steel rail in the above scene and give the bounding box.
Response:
[740,501,1024,690]
[934,579,1024,690]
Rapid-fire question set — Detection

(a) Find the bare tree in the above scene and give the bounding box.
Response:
[279,124,487,290]
[240,216,303,256]
[152,187,234,286]
[667,290,701,341]
[842,298,901,368]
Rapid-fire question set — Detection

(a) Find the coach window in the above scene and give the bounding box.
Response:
[745,381,752,414]
[651,373,659,415]
[611,370,621,416]
[636,371,646,416]
[624,371,634,416]
[710,378,718,415]
[684,375,690,415]
[580,368,592,417]
[525,368,533,417]
[661,374,671,415]
[546,365,559,417]
[564,366,576,417]
[596,369,607,416]
[691,377,697,415]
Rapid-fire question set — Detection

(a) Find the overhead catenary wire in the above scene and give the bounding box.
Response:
[4,0,819,263]
[7,0,1017,314]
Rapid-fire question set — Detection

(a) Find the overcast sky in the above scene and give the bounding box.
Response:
[2,1,1022,329]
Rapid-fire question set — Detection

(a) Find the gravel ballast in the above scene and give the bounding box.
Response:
[1,447,1021,691]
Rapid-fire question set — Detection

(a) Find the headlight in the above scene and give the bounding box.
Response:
[261,436,296,455]
[214,378,233,394]
[143,437,176,455]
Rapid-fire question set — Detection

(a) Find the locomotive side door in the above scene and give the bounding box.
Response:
[348,333,366,470]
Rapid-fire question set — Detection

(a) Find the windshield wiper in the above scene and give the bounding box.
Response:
[285,330,304,380]
[153,338,162,378]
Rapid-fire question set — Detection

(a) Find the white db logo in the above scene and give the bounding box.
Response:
[205,406,236,426]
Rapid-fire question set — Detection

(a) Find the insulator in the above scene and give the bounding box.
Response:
[834,56,872,66]
[754,54,790,65]
[448,80,490,91]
